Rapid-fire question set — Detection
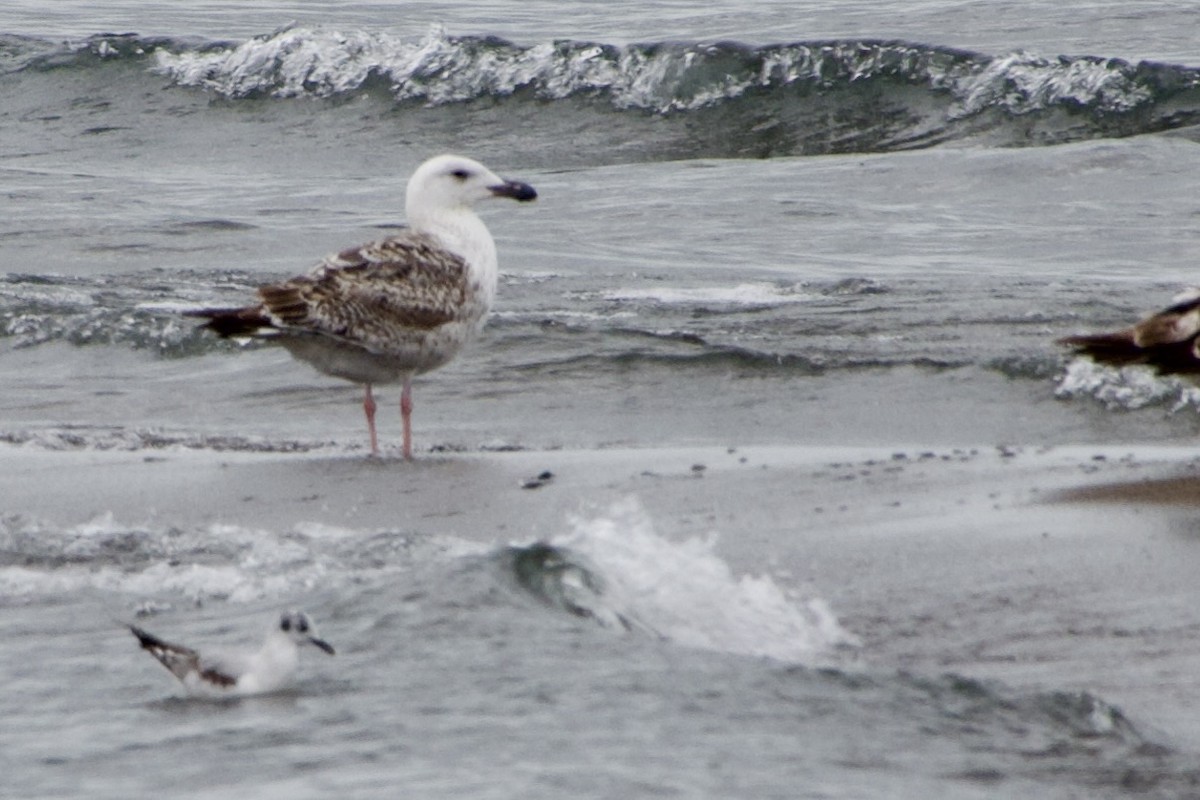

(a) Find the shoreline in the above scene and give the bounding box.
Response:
[5,441,1200,530]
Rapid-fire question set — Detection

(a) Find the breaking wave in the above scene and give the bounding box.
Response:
[7,26,1200,156]
[147,26,1175,116]
[506,498,859,663]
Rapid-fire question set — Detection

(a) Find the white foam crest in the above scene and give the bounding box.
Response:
[0,516,415,605]
[555,498,858,663]
[155,27,389,97]
[151,31,1155,120]
[1056,358,1200,412]
[0,427,337,453]
[602,282,814,307]
[0,559,312,606]
[0,565,82,599]
[490,309,638,323]
[150,26,664,107]
[952,51,1151,118]
[152,27,788,112]
[68,510,125,537]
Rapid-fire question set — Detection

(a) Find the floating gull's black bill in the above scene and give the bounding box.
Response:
[308,636,336,655]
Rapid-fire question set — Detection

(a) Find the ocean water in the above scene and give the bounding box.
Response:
[7,1,1200,797]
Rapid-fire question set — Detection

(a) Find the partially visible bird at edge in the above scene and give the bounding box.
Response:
[1059,288,1200,376]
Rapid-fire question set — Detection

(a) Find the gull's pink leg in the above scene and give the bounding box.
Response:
[400,376,413,461]
[363,383,379,455]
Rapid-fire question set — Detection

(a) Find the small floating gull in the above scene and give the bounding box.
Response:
[187,154,537,458]
[1059,288,1200,375]
[128,610,335,696]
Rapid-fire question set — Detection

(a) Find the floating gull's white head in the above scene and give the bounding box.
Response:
[405,153,537,228]
[129,609,335,697]
[277,609,336,655]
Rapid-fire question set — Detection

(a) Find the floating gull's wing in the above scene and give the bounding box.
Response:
[128,610,334,696]
[129,624,238,689]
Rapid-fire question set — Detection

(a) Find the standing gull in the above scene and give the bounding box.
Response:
[1059,288,1200,375]
[187,154,537,458]
[128,610,335,697]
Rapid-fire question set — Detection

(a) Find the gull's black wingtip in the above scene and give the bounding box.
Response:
[184,306,274,338]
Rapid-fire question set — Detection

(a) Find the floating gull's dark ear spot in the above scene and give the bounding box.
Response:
[280,614,291,632]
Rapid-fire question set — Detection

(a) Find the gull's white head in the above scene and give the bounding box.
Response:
[277,610,336,655]
[405,154,537,224]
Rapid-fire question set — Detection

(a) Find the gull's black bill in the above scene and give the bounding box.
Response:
[490,180,537,202]
[309,636,336,655]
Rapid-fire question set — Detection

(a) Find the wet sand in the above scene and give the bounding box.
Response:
[6,440,1200,528]
[1049,474,1200,506]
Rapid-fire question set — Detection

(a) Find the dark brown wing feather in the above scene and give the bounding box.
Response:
[130,624,202,683]
[1059,295,1200,375]
[129,625,238,688]
[264,234,470,335]
[183,306,273,337]
[187,231,471,348]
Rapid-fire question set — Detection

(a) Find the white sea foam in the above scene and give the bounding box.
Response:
[551,498,858,663]
[953,51,1152,118]
[601,282,814,307]
[0,427,338,453]
[153,26,737,111]
[152,27,1154,122]
[152,26,813,111]
[489,309,638,323]
[0,559,254,605]
[1056,358,1200,412]
[0,515,419,605]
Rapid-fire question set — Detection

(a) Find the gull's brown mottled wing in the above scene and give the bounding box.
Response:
[187,231,472,350]
[255,232,471,349]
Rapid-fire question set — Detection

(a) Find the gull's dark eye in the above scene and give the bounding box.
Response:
[297,617,309,634]
[450,169,470,181]
[280,616,291,632]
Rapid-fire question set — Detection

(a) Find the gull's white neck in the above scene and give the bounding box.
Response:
[241,632,299,694]
[410,205,499,300]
